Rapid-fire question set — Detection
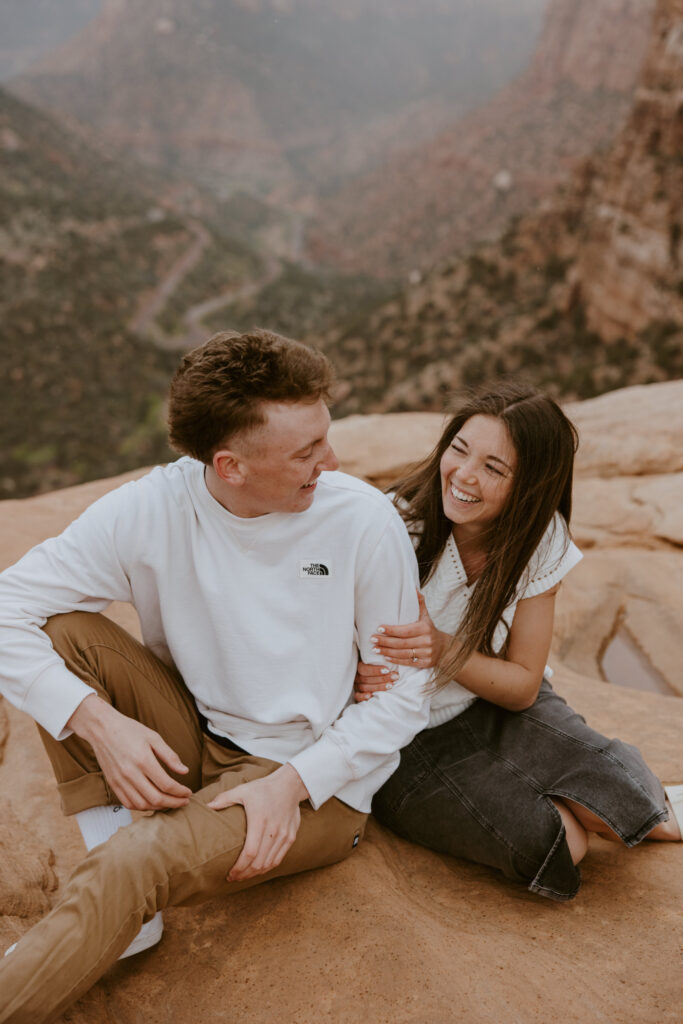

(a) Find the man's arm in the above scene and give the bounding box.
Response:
[0,490,132,736]
[288,511,432,808]
[0,481,191,809]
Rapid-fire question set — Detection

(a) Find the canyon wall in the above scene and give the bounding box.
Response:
[316,0,682,418]
[308,0,655,277]
[575,0,683,338]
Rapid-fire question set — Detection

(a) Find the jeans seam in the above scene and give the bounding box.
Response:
[434,760,542,868]
[416,718,572,872]
[464,719,658,846]
[411,733,542,869]
[460,717,555,813]
[380,736,441,815]
[515,710,659,806]
[526,800,580,901]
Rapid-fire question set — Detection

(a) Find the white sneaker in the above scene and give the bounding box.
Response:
[664,784,683,836]
[118,911,164,959]
[4,914,163,963]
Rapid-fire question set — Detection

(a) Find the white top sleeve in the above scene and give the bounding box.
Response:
[0,486,135,738]
[516,512,583,600]
[288,513,431,809]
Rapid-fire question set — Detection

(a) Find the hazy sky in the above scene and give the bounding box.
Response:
[0,0,550,81]
[0,0,105,79]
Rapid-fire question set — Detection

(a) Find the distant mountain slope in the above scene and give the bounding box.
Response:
[316,0,682,417]
[0,87,257,498]
[0,0,104,79]
[307,0,656,277]
[8,0,549,198]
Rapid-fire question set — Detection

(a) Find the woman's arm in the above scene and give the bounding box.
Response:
[355,585,559,712]
[451,585,559,710]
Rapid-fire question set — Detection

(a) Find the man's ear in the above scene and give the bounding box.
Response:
[212,448,247,486]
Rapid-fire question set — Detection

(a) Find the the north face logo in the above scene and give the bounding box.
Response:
[299,561,330,577]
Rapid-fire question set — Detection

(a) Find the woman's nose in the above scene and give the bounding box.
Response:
[456,461,477,484]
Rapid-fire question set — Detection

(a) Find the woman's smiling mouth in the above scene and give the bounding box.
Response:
[450,484,480,504]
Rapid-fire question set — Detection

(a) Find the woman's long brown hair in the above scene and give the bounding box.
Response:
[392,384,578,689]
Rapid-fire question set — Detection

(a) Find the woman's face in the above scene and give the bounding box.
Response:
[440,414,517,532]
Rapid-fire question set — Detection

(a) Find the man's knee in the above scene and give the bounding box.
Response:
[42,610,108,656]
[108,798,247,900]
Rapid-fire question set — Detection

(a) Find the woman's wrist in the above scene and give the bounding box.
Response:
[434,629,454,665]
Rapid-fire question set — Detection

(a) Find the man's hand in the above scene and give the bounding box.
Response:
[207,763,309,882]
[67,694,192,811]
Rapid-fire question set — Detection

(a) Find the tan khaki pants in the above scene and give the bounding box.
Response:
[0,613,366,1024]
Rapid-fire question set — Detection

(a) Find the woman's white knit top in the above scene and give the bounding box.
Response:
[425,512,582,728]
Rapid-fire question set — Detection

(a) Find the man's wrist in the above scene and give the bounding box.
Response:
[66,693,112,741]
[280,762,310,803]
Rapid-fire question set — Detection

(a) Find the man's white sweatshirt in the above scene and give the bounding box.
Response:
[0,460,430,811]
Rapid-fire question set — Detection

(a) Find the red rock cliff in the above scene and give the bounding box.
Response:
[576,0,683,338]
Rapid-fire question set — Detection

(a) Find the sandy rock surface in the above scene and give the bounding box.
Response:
[0,381,681,1022]
[566,379,683,477]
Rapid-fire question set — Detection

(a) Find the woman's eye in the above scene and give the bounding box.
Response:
[486,464,503,476]
[451,443,466,454]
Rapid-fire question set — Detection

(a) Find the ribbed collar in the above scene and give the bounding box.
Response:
[192,461,289,533]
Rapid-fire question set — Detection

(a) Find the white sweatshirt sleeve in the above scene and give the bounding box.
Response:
[0,486,136,739]
[288,511,431,809]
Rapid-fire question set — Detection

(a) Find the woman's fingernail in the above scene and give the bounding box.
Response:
[386,682,394,690]
[376,627,386,634]
[380,667,390,675]
[372,647,381,655]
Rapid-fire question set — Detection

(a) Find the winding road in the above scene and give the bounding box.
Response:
[130,210,304,352]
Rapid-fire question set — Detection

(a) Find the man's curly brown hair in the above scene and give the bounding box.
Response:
[168,329,334,464]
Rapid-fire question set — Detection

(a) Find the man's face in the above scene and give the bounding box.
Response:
[228,399,340,516]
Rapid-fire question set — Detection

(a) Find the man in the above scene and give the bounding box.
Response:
[0,330,430,1022]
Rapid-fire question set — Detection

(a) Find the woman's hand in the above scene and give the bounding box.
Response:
[353,591,451,701]
[371,590,448,668]
[354,661,398,701]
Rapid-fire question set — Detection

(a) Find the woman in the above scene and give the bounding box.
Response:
[356,384,681,901]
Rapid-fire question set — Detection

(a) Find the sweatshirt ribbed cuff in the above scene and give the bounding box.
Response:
[288,735,354,810]
[22,662,96,740]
